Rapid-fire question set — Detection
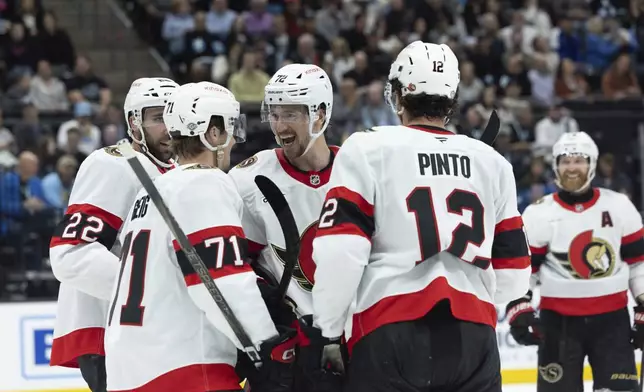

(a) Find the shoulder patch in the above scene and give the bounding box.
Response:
[533,197,545,205]
[103,145,123,157]
[236,155,258,169]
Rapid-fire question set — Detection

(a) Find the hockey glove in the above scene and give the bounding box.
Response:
[631,305,644,349]
[246,327,298,392]
[506,291,541,346]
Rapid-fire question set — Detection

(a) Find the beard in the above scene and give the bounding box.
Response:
[560,171,588,192]
[144,135,173,163]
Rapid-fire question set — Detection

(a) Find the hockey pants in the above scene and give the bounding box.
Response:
[78,354,107,392]
[344,300,501,392]
[537,308,637,392]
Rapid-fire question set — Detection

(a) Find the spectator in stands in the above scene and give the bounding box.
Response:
[0,108,17,169]
[533,102,580,153]
[527,56,556,106]
[206,0,236,38]
[228,50,270,102]
[16,0,42,36]
[64,55,112,115]
[41,154,77,212]
[315,0,353,45]
[162,0,194,56]
[341,13,366,52]
[324,37,354,86]
[555,58,590,99]
[290,33,320,65]
[55,127,87,165]
[243,0,273,39]
[584,17,622,73]
[29,60,68,112]
[459,61,484,104]
[38,11,76,73]
[3,21,40,79]
[523,0,552,37]
[601,52,642,99]
[517,155,556,212]
[181,11,221,73]
[0,151,48,236]
[13,103,49,152]
[592,153,633,198]
[499,10,538,56]
[360,80,399,130]
[343,50,374,87]
[330,75,361,144]
[56,102,101,155]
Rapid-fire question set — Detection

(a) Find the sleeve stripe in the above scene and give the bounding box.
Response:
[316,222,371,240]
[622,228,644,245]
[530,246,548,255]
[326,186,374,217]
[492,256,531,269]
[624,255,644,265]
[495,216,524,235]
[184,264,253,287]
[491,229,529,259]
[172,225,245,252]
[65,203,123,231]
[50,237,84,248]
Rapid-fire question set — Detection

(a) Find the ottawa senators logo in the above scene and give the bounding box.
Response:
[103,145,123,157]
[236,155,258,169]
[567,230,616,279]
[271,221,317,292]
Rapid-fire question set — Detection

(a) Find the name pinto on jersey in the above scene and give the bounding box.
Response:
[418,152,471,178]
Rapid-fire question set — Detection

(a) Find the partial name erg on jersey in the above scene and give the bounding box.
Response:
[418,152,471,178]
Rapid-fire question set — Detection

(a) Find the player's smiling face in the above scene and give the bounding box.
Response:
[268,104,311,159]
[558,154,590,192]
[141,106,172,162]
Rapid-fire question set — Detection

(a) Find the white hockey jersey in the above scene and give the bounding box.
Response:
[311,125,532,351]
[522,188,644,316]
[49,145,172,368]
[228,146,340,317]
[104,164,277,392]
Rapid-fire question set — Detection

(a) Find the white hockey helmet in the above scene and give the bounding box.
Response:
[552,131,599,191]
[261,63,333,155]
[124,77,179,167]
[385,41,460,114]
[163,81,246,153]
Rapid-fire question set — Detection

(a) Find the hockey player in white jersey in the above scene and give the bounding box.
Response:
[104,82,297,392]
[508,131,644,392]
[305,41,532,392]
[48,77,178,392]
[227,63,337,391]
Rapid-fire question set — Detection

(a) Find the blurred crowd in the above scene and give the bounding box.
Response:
[0,0,643,299]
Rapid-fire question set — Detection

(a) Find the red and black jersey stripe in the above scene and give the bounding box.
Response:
[50,204,122,249]
[316,186,375,240]
[173,226,252,286]
[490,216,531,270]
[621,228,644,264]
[530,246,548,273]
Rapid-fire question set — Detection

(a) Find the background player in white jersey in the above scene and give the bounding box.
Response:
[508,131,644,392]
[105,81,297,392]
[228,63,336,391]
[305,41,531,392]
[48,77,178,392]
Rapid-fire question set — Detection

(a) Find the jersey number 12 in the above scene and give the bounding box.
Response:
[407,187,489,269]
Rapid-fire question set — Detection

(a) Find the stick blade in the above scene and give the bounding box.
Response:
[479,110,500,146]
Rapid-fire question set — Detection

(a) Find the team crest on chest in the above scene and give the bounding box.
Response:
[271,221,318,292]
[310,174,320,186]
[559,230,616,279]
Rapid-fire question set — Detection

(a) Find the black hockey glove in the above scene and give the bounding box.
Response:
[506,291,541,346]
[244,327,298,392]
[256,277,297,328]
[631,305,644,349]
[296,315,345,392]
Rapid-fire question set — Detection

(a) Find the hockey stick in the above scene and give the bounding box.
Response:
[254,175,300,302]
[479,110,500,146]
[116,140,263,367]
[639,349,644,392]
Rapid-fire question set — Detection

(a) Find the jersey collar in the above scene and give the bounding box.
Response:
[407,124,454,135]
[553,188,600,213]
[275,145,339,188]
